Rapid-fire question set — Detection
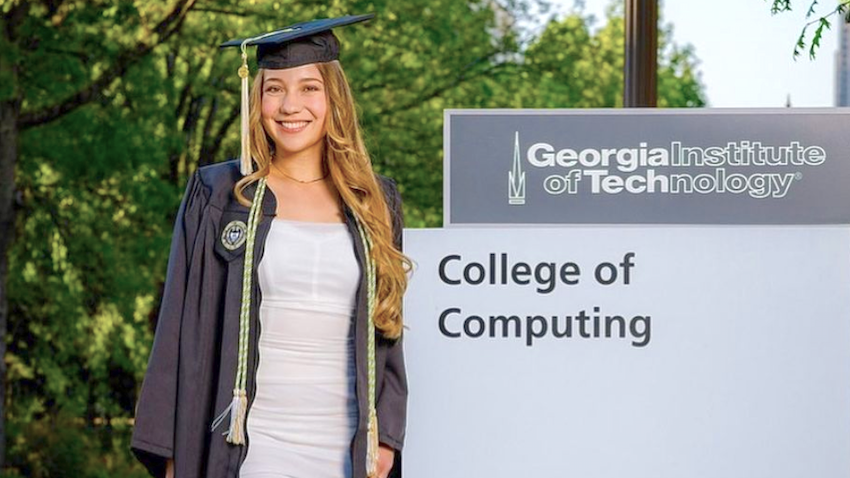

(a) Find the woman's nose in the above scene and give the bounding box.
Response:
[280,93,302,114]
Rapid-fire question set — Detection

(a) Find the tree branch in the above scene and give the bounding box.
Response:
[18,0,197,129]
[198,96,219,166]
[41,46,90,63]
[376,50,515,115]
[4,1,31,43]
[388,62,515,115]
[192,6,256,17]
[174,56,202,119]
[44,0,68,17]
[206,103,240,165]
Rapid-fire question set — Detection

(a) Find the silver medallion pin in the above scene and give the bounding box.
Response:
[221,220,248,250]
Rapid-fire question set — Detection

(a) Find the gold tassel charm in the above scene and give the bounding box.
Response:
[238,45,252,176]
[366,408,379,478]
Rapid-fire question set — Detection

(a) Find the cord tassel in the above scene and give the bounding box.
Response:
[210,392,236,434]
[210,389,247,444]
[226,389,248,445]
[366,409,379,477]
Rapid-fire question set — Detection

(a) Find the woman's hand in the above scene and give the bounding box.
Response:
[166,458,174,478]
[376,443,395,478]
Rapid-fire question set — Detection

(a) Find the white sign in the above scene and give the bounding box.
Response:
[403,226,850,478]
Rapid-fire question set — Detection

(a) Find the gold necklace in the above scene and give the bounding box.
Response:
[271,161,327,184]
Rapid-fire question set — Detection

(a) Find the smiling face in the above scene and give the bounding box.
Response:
[261,64,328,161]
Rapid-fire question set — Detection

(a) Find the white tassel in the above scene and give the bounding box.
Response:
[238,50,252,176]
[210,392,236,432]
[226,389,248,445]
[366,409,379,477]
[210,389,248,445]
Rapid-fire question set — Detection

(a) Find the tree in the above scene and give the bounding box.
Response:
[0,0,198,469]
[4,1,706,475]
[4,1,531,474]
[770,0,850,58]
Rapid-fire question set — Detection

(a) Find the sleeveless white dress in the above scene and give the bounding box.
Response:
[239,218,360,478]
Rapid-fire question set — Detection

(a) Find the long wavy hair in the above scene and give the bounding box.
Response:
[234,61,409,339]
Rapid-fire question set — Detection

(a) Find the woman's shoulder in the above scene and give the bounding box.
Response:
[192,159,242,208]
[196,159,241,190]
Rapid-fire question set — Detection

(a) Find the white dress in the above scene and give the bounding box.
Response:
[239,218,360,478]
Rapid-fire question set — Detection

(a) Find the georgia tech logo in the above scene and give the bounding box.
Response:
[221,220,248,250]
[508,132,526,205]
[508,134,823,200]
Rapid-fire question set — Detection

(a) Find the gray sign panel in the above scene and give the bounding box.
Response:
[445,109,850,225]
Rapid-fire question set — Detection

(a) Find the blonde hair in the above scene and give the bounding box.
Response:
[234,61,409,339]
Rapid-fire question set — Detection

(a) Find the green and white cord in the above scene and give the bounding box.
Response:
[354,218,379,477]
[211,177,268,445]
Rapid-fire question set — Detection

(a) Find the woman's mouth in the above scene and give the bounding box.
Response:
[276,120,310,133]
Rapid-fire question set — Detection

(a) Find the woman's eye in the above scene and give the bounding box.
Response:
[265,86,281,93]
[304,85,320,92]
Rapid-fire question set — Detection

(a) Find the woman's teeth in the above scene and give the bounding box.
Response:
[278,121,308,131]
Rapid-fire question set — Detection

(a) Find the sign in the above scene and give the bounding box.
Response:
[403,226,850,478]
[444,109,850,225]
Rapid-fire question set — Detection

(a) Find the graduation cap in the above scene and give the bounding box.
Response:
[220,14,375,175]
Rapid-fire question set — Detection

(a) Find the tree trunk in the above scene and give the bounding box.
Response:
[0,96,19,474]
[0,6,21,466]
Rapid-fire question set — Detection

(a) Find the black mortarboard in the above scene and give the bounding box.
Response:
[221,14,374,70]
[220,14,375,176]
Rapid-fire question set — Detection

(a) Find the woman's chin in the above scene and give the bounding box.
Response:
[273,140,324,159]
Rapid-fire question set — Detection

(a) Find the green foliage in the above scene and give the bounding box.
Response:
[5,413,146,478]
[770,0,850,58]
[5,0,705,475]
[519,5,704,108]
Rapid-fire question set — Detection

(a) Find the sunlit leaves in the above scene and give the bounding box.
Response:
[770,0,850,59]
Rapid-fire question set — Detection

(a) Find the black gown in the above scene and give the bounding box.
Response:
[131,160,407,478]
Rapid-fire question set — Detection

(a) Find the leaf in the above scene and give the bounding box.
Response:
[770,0,793,14]
[806,0,818,19]
[793,26,808,59]
[773,0,850,58]
[809,17,831,59]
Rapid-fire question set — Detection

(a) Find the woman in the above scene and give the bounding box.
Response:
[131,14,409,478]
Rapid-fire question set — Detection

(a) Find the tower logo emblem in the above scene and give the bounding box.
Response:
[508,131,526,205]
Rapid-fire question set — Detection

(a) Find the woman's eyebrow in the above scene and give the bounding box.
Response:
[299,77,324,83]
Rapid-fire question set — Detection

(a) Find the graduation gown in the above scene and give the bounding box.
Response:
[131,160,407,478]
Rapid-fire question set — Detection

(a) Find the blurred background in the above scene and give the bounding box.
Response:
[0,0,843,476]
